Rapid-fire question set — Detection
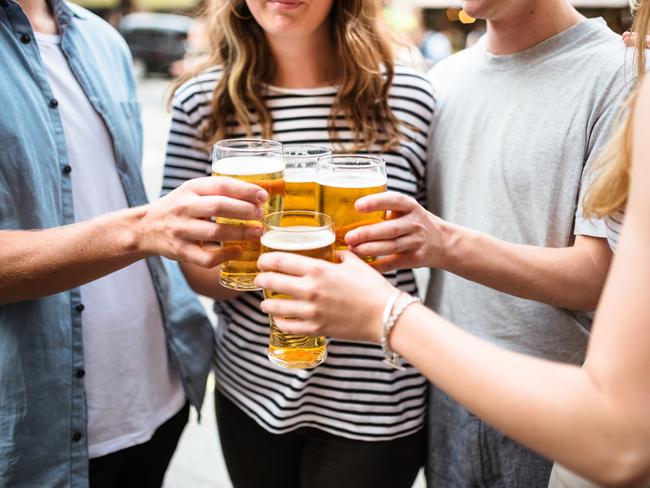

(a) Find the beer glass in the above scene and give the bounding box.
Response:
[212,139,285,291]
[283,144,331,213]
[316,154,387,259]
[261,211,335,369]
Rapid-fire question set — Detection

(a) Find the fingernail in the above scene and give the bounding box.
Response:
[257,191,268,203]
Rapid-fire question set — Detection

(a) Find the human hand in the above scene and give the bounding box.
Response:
[255,251,397,343]
[623,31,650,48]
[344,191,446,273]
[138,176,267,267]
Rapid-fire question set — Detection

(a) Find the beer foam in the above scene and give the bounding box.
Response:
[285,168,315,183]
[212,156,285,176]
[316,172,386,189]
[261,228,335,251]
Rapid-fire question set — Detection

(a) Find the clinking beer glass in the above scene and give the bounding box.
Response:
[316,154,387,261]
[283,144,331,212]
[261,211,335,369]
[212,139,285,291]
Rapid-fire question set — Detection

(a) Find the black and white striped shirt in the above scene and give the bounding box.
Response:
[604,209,624,252]
[162,66,435,441]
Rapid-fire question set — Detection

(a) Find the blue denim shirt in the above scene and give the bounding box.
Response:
[0,1,213,486]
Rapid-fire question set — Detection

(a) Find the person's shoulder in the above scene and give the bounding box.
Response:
[66,2,128,54]
[426,46,476,90]
[578,20,631,74]
[173,65,223,107]
[392,64,434,96]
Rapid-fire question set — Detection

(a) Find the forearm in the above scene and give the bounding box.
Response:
[439,223,610,311]
[0,207,147,305]
[391,305,644,486]
[180,262,242,301]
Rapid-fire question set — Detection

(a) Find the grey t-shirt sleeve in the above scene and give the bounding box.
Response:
[574,88,628,237]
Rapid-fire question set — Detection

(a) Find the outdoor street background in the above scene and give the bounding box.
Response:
[136,76,427,488]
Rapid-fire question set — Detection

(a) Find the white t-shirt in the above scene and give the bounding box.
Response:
[35,32,185,458]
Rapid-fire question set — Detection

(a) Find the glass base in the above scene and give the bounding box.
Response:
[219,274,261,291]
[268,350,327,370]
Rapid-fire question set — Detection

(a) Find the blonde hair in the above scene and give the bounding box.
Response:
[583,0,650,217]
[172,0,402,152]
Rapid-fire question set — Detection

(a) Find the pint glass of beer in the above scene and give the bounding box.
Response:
[283,144,331,213]
[316,154,387,259]
[212,139,285,291]
[261,211,335,369]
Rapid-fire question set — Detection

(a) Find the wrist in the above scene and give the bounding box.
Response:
[117,205,151,259]
[381,292,420,370]
[371,285,400,343]
[436,220,478,272]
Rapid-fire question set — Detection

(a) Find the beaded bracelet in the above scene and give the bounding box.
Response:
[381,292,420,370]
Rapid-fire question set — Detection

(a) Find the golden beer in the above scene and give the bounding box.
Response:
[261,212,334,369]
[285,170,317,212]
[212,139,285,291]
[283,145,331,212]
[316,155,387,258]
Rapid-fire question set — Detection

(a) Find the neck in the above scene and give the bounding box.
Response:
[266,24,337,88]
[17,0,58,35]
[485,0,584,55]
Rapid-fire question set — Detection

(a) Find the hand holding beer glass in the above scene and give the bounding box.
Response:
[344,192,445,274]
[260,211,335,369]
[316,154,387,261]
[212,139,285,290]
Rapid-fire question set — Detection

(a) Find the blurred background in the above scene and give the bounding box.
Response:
[75,0,632,79]
[75,0,629,486]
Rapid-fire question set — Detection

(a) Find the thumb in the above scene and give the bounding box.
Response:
[337,250,365,265]
[191,244,242,268]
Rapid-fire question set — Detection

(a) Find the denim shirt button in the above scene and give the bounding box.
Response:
[72,432,82,442]
[76,369,85,379]
[62,165,72,174]
[49,98,59,108]
[75,303,85,312]
[20,33,30,44]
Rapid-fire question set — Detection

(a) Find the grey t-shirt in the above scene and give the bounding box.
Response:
[426,18,633,364]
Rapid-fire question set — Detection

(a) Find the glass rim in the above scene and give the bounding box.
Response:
[283,144,333,157]
[263,211,333,232]
[213,138,282,153]
[316,153,385,169]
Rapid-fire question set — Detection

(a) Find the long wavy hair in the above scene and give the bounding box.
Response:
[172,0,402,152]
[583,0,650,217]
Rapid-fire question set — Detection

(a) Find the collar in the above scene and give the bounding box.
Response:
[48,0,86,24]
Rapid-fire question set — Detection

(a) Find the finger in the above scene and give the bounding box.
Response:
[266,314,320,337]
[257,252,326,276]
[354,191,417,214]
[178,242,242,268]
[337,250,366,265]
[255,272,310,298]
[345,218,412,246]
[259,298,316,322]
[189,195,263,221]
[188,176,268,203]
[177,219,262,242]
[368,254,408,274]
[349,234,421,258]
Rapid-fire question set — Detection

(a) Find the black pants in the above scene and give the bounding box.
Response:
[89,403,189,488]
[215,390,424,488]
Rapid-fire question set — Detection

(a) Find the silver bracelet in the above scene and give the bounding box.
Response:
[381,292,420,370]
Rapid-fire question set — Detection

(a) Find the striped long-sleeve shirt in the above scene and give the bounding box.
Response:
[162,65,435,441]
